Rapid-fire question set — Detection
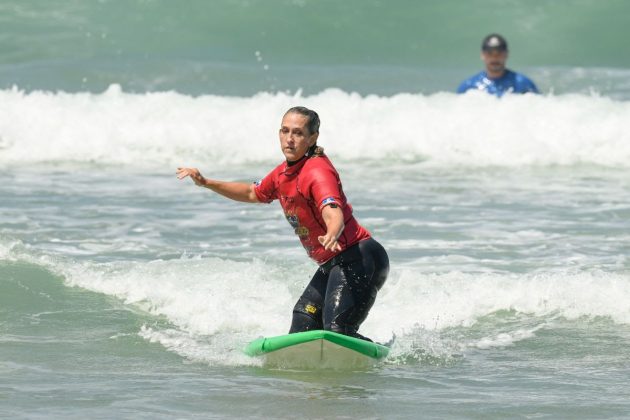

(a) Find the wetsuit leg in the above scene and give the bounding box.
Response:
[288,267,327,333]
[323,238,389,340]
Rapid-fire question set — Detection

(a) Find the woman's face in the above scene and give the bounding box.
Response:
[279,112,318,161]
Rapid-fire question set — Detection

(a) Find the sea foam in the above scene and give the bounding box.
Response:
[3,238,630,365]
[1,85,630,167]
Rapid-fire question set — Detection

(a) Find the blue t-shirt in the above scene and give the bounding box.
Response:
[457,69,539,97]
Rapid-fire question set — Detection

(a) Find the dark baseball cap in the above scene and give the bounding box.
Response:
[481,34,508,51]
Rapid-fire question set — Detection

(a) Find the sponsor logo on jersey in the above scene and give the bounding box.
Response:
[295,226,310,238]
[321,197,337,206]
[285,213,299,229]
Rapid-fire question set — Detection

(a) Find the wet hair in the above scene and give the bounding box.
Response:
[285,106,320,135]
[284,106,324,157]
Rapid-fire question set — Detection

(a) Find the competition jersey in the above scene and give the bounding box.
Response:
[457,69,539,97]
[254,155,371,265]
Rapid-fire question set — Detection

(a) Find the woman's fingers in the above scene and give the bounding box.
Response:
[176,167,199,180]
[318,235,341,252]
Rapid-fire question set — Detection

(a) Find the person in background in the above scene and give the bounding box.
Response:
[457,33,539,97]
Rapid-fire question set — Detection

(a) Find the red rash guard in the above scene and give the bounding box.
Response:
[254,155,371,265]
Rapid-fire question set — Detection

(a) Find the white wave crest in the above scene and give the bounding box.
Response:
[365,269,630,339]
[4,237,630,365]
[1,85,630,167]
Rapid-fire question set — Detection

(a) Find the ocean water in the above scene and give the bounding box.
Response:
[2,1,630,419]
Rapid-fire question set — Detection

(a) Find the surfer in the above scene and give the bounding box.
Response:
[177,106,389,342]
[457,33,539,97]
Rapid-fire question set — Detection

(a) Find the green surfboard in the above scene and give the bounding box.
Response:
[244,330,390,369]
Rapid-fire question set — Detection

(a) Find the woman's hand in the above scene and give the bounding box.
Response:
[318,233,342,252]
[176,167,206,187]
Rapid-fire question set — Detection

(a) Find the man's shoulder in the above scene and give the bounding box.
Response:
[505,69,529,80]
[505,69,539,92]
[463,71,486,82]
[457,71,486,92]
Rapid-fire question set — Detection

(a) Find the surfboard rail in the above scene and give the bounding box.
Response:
[244,330,389,360]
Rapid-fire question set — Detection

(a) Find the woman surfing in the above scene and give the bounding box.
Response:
[177,106,389,341]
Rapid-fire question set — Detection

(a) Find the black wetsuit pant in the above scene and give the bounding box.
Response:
[289,238,389,341]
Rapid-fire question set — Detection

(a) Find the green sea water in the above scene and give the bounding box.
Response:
[1,0,630,96]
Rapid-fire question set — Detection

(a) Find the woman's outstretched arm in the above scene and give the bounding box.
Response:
[176,167,259,203]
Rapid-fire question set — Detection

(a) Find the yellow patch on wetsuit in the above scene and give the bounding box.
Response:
[305,304,317,314]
